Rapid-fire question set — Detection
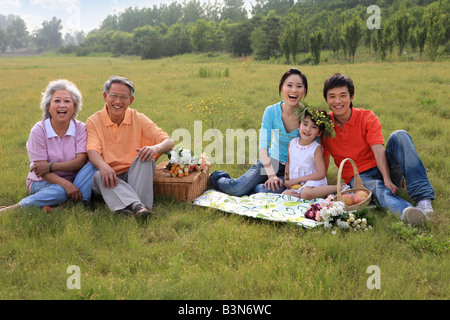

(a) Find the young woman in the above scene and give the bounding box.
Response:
[210,68,307,196]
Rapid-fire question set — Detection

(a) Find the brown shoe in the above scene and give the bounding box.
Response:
[115,208,135,217]
[133,204,153,218]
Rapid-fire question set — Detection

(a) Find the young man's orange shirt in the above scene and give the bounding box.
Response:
[321,108,385,183]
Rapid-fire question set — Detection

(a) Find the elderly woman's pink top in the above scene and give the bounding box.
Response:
[25,118,87,192]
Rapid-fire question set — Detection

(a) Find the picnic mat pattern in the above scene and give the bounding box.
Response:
[193,190,322,229]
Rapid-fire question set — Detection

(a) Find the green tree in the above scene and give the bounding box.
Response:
[6,17,29,50]
[251,0,294,16]
[183,0,204,24]
[423,1,445,61]
[251,11,281,60]
[118,7,147,32]
[0,28,8,52]
[165,23,193,56]
[223,20,253,56]
[394,12,411,55]
[190,19,215,52]
[160,2,184,26]
[342,15,362,62]
[250,27,267,59]
[33,17,63,51]
[374,21,393,61]
[415,23,427,60]
[279,13,302,64]
[309,28,324,65]
[112,31,133,55]
[133,26,163,59]
[221,0,248,22]
[263,11,282,58]
[327,16,343,57]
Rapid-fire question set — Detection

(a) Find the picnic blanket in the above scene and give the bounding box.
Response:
[193,190,322,229]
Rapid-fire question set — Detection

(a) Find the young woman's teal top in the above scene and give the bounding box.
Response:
[259,102,300,163]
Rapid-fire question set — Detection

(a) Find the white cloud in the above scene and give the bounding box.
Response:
[30,0,80,11]
[0,0,22,11]
[21,13,46,31]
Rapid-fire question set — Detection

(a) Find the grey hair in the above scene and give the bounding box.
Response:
[40,79,82,119]
[104,76,135,97]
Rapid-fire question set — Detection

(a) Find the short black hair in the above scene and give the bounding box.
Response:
[323,73,354,108]
[279,68,308,97]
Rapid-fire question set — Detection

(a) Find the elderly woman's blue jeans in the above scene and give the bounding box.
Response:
[349,130,434,215]
[210,158,286,196]
[19,162,98,208]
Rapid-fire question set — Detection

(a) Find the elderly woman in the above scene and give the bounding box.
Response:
[0,80,97,213]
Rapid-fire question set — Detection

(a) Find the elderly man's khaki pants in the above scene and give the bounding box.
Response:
[92,157,156,211]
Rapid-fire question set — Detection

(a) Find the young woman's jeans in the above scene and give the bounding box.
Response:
[349,130,434,215]
[210,158,286,196]
[19,162,98,208]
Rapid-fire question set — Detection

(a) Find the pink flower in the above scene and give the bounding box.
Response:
[315,211,321,222]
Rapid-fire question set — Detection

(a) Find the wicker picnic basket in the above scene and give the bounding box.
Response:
[153,161,209,203]
[334,158,372,211]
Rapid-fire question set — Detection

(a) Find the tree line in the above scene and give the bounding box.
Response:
[1,0,448,62]
[0,14,85,53]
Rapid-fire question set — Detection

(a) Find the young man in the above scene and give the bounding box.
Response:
[86,76,174,218]
[320,73,435,227]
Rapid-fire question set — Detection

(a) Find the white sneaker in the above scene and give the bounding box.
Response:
[417,199,433,214]
[340,183,351,192]
[401,207,427,227]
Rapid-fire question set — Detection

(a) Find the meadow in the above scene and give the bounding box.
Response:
[0,53,448,300]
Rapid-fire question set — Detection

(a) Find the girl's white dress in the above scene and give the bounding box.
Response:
[288,138,327,194]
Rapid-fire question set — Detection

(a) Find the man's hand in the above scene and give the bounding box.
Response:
[100,165,118,189]
[384,180,399,195]
[136,146,159,162]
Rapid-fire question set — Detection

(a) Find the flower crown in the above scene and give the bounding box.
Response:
[295,105,336,138]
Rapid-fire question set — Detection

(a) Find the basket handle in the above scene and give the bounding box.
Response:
[335,158,364,200]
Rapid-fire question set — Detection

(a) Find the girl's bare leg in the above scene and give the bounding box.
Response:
[300,185,339,200]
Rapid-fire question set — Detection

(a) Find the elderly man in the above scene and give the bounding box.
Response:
[86,76,174,218]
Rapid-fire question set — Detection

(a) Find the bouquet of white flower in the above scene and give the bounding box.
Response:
[165,148,210,177]
[304,195,373,233]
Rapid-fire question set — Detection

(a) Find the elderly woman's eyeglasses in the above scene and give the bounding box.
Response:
[107,93,131,101]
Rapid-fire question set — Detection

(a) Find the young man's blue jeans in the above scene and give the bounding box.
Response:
[349,130,434,215]
[19,162,98,208]
[210,158,286,196]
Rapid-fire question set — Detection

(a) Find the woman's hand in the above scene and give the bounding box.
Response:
[265,175,283,191]
[62,182,82,201]
[30,161,51,177]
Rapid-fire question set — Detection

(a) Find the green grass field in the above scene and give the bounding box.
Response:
[0,53,449,300]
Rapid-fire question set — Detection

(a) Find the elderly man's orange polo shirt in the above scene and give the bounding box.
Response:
[321,108,385,183]
[86,106,170,175]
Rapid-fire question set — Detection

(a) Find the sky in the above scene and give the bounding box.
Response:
[0,0,254,34]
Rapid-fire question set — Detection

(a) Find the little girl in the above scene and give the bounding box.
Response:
[283,108,347,200]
